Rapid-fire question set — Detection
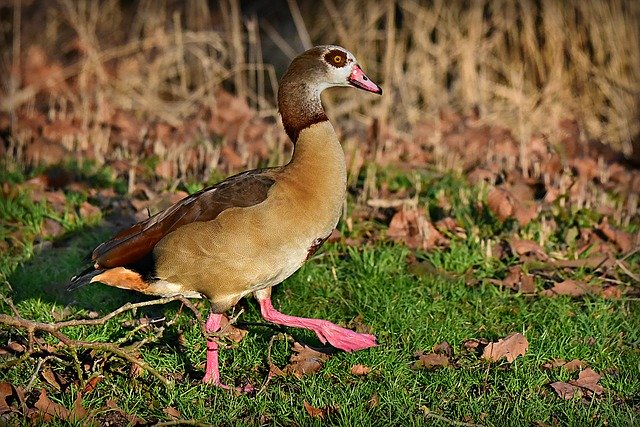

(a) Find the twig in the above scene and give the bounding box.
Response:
[0,296,204,387]
[55,296,185,329]
[1,295,21,317]
[25,355,65,392]
[0,312,174,387]
[256,332,293,396]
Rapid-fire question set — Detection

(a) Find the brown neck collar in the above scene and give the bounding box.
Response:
[278,69,328,144]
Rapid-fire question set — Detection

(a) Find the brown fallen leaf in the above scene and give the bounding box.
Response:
[368,393,380,408]
[41,368,61,391]
[34,389,69,421]
[387,207,448,250]
[0,382,14,414]
[218,315,248,343]
[163,406,181,419]
[129,353,145,379]
[303,401,325,419]
[551,367,605,400]
[600,286,623,299]
[5,341,26,354]
[463,338,489,351]
[513,201,538,226]
[68,393,87,422]
[541,280,593,297]
[550,381,581,400]
[81,375,103,395]
[78,201,101,219]
[284,343,330,378]
[596,218,633,253]
[350,364,371,376]
[509,239,549,261]
[413,352,450,369]
[490,265,536,293]
[432,341,453,357]
[487,187,538,226]
[570,368,604,395]
[542,359,569,369]
[487,187,515,221]
[482,333,528,363]
[40,218,64,239]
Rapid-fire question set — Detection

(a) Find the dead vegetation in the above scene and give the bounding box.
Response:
[1,0,639,177]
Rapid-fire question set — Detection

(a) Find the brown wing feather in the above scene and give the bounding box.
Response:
[92,169,276,269]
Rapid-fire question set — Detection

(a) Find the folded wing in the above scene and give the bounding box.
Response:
[92,170,276,269]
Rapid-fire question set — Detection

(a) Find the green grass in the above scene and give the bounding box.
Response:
[1,167,639,426]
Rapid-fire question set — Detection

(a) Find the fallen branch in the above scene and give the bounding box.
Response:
[0,295,207,387]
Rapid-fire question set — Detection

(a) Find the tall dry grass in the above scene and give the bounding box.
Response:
[309,0,639,155]
[1,0,638,172]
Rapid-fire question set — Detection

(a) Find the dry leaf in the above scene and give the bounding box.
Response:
[218,315,248,343]
[69,394,87,422]
[34,389,69,421]
[570,368,604,395]
[519,272,536,293]
[350,364,371,376]
[106,399,146,425]
[78,201,101,219]
[492,266,537,293]
[41,368,61,391]
[463,338,488,351]
[596,218,633,253]
[487,187,515,221]
[482,333,528,363]
[551,367,604,400]
[542,359,568,369]
[513,201,538,226]
[509,239,549,260]
[550,381,581,400]
[432,341,453,357]
[541,280,593,297]
[163,406,181,419]
[129,353,145,378]
[414,352,450,369]
[0,382,14,414]
[40,218,64,238]
[81,375,103,395]
[284,343,330,378]
[387,207,448,250]
[6,341,25,354]
[368,393,380,408]
[303,400,325,419]
[600,286,623,299]
[487,187,538,226]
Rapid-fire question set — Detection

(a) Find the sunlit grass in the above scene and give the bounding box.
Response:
[1,165,638,426]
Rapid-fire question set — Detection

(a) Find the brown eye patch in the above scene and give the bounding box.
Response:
[324,49,347,68]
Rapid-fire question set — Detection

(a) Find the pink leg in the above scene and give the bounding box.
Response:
[203,313,226,386]
[202,313,252,391]
[258,297,376,352]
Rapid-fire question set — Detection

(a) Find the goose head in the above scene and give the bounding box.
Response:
[278,45,382,142]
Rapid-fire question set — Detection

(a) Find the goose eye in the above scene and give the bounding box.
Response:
[325,50,346,67]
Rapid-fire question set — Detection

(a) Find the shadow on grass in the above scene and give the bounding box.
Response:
[6,210,175,318]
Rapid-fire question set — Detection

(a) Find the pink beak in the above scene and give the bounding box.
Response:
[348,65,382,95]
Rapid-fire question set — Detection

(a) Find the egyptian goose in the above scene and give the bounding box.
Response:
[70,45,382,388]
